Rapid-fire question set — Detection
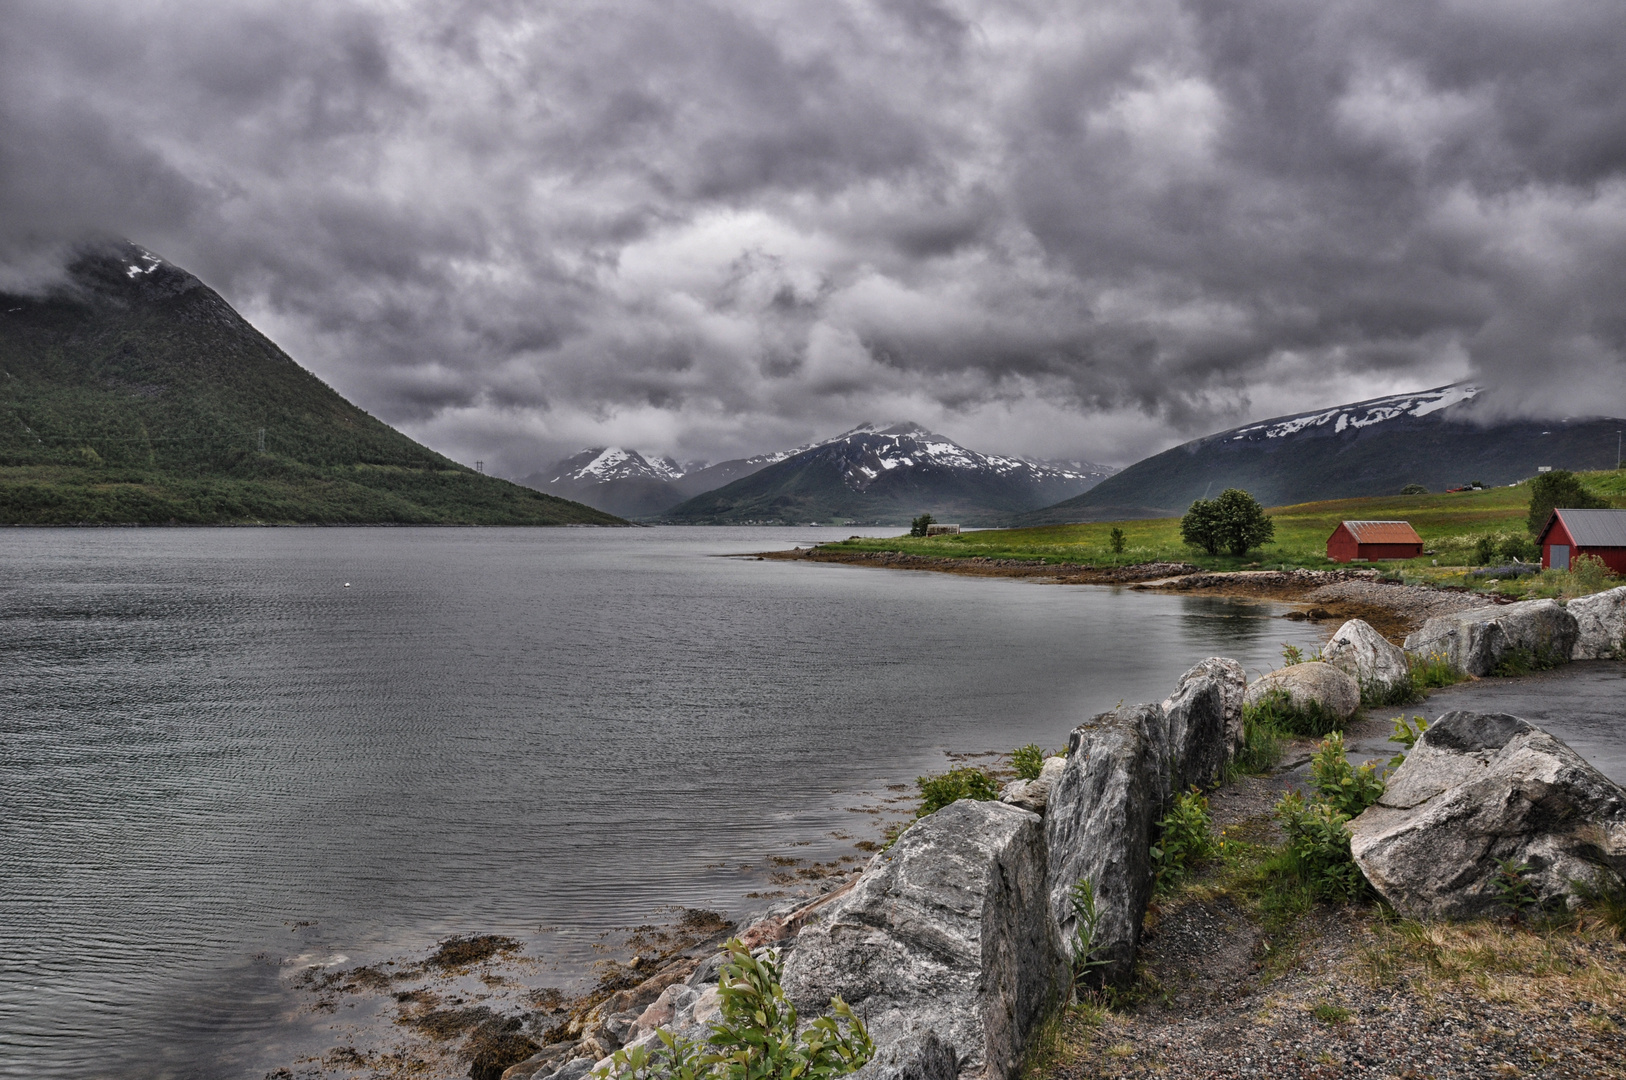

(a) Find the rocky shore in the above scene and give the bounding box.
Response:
[281,585,1626,1080]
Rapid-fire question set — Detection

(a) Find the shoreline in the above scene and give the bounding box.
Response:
[756,548,1497,642]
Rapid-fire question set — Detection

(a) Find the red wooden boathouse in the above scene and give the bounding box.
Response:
[1326,520,1424,563]
[1535,509,1626,574]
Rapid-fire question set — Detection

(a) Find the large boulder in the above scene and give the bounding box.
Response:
[1043,704,1167,986]
[1321,619,1411,703]
[782,799,1066,1080]
[1160,657,1246,790]
[1350,711,1626,919]
[1403,599,1579,677]
[1242,662,1360,722]
[999,755,1066,814]
[1568,585,1626,660]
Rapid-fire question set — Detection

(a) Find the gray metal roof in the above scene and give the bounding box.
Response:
[1551,508,1626,547]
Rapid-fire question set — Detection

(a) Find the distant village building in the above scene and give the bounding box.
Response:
[1536,509,1626,573]
[1326,520,1424,563]
[925,523,961,536]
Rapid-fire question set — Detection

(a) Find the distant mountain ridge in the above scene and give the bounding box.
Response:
[1020,384,1626,524]
[0,240,621,525]
[659,422,1115,525]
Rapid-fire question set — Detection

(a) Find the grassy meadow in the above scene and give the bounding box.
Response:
[821,470,1626,599]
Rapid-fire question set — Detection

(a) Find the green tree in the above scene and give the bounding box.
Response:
[1180,498,1223,555]
[1212,488,1275,556]
[1527,470,1608,535]
[1399,484,1428,495]
[1109,526,1126,555]
[909,513,935,537]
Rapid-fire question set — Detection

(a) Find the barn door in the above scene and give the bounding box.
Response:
[1550,545,1570,570]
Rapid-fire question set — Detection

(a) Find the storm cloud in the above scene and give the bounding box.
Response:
[3,0,1624,472]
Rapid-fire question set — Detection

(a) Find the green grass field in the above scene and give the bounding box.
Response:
[822,470,1626,599]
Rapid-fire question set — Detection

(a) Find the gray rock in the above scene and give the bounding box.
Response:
[1568,585,1626,660]
[999,756,1066,813]
[1160,658,1246,790]
[1403,598,1580,677]
[1242,662,1360,722]
[847,1033,960,1080]
[782,799,1065,1080]
[500,1043,577,1080]
[1322,619,1411,702]
[1349,710,1626,919]
[1044,704,1167,986]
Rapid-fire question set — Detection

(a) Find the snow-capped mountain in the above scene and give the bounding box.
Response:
[524,423,1115,523]
[662,422,1116,525]
[1021,383,1625,524]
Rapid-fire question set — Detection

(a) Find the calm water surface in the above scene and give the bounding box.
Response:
[4,527,1339,1078]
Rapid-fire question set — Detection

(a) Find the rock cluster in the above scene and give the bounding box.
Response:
[1403,598,1579,676]
[999,755,1065,813]
[1350,710,1626,919]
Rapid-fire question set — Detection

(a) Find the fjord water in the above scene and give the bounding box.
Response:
[1,527,1336,1079]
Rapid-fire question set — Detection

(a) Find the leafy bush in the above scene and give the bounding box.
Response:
[1010,743,1047,781]
[1273,792,1368,902]
[1181,488,1275,556]
[1527,469,1609,535]
[1243,687,1342,737]
[1153,789,1218,891]
[1307,733,1386,818]
[1473,535,1497,566]
[1493,859,1540,918]
[909,513,936,537]
[598,939,873,1080]
[1108,527,1126,555]
[1281,643,1306,667]
[1399,484,1428,495]
[915,767,1000,816]
[1386,715,1428,768]
[1498,534,1540,562]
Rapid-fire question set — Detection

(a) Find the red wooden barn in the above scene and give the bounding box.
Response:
[1536,509,1626,574]
[1326,520,1424,563]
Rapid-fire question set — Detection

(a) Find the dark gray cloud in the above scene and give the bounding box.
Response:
[3,0,1624,472]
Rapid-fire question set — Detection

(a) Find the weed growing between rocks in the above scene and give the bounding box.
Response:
[914,767,1000,816]
[1222,716,1283,781]
[596,939,872,1080]
[1011,743,1047,781]
[1490,643,1569,677]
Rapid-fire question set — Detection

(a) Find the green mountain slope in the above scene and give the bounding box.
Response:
[0,241,622,525]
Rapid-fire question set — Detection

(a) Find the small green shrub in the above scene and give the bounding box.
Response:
[1011,744,1046,781]
[1152,789,1218,891]
[1311,1002,1351,1023]
[1109,527,1126,555]
[1399,484,1428,496]
[915,767,1000,816]
[1493,859,1540,918]
[1409,651,1466,691]
[1473,535,1497,565]
[1490,644,1567,678]
[1307,733,1386,818]
[599,938,873,1080]
[1243,687,1342,737]
[1386,715,1428,768]
[1273,792,1367,902]
[1359,674,1419,709]
[1281,643,1306,667]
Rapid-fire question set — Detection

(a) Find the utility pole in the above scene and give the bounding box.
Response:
[257,427,266,453]
[475,460,484,474]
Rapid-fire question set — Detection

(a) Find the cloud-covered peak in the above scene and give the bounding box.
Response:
[3,0,1623,474]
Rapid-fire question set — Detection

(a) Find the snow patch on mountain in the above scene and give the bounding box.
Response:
[553,446,684,483]
[1227,384,1482,441]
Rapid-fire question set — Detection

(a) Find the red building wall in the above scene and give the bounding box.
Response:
[1358,542,1424,560]
[1327,524,1359,562]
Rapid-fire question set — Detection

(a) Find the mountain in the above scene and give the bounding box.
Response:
[660,422,1116,525]
[1019,384,1626,525]
[0,240,622,525]
[522,435,832,518]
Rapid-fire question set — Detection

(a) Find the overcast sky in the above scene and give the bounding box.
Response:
[3,0,1624,473]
